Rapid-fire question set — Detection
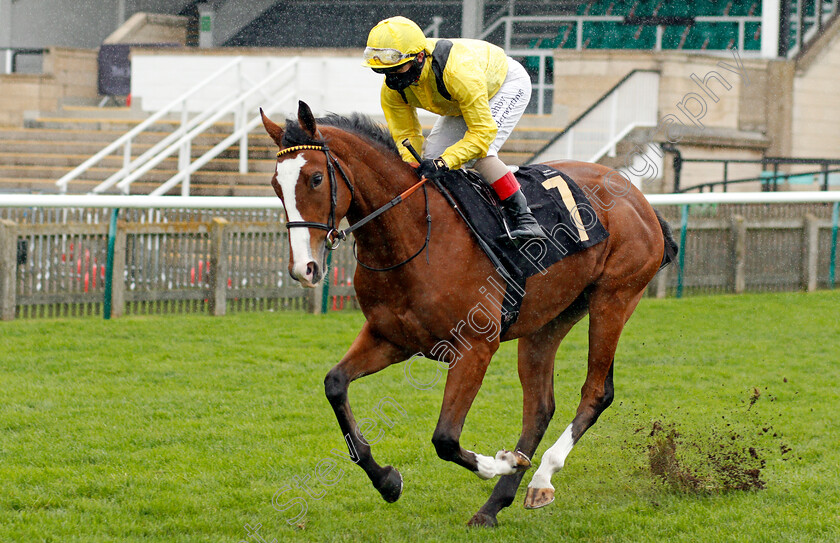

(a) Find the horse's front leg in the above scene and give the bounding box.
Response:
[324,323,409,503]
[431,342,531,480]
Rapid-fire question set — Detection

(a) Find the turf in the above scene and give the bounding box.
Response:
[1,291,839,542]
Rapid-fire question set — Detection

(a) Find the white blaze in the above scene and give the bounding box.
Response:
[276,155,314,277]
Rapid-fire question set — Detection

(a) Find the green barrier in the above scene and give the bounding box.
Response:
[676,204,689,298]
[104,208,119,320]
[321,250,333,314]
[830,201,839,289]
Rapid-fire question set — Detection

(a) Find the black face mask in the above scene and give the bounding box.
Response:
[384,57,425,92]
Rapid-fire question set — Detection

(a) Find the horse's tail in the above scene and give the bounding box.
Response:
[653,208,679,270]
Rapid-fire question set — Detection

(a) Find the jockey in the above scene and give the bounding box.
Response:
[362,16,547,241]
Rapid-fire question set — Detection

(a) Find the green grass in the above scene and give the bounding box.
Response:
[1,291,839,542]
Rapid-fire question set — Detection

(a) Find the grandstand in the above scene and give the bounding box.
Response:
[481,0,832,54]
[1,1,839,195]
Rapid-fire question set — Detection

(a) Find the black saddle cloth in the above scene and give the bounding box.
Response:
[437,164,609,281]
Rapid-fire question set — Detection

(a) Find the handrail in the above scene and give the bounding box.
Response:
[119,58,298,196]
[148,90,296,196]
[673,157,840,193]
[677,168,840,193]
[55,56,244,194]
[479,3,513,38]
[91,90,239,194]
[5,192,840,210]
[528,69,660,164]
[587,121,654,164]
[505,47,554,115]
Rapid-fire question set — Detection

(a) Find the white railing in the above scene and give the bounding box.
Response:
[3,191,840,211]
[530,70,660,164]
[0,195,283,209]
[125,59,298,196]
[56,57,243,194]
[55,57,298,196]
[506,48,554,115]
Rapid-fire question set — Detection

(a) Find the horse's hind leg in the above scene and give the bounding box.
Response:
[524,286,646,509]
[468,300,588,528]
[324,323,409,503]
[430,341,531,479]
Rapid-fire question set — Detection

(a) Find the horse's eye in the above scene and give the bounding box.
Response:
[310,172,324,189]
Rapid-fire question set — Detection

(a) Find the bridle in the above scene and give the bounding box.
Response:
[278,143,431,271]
[279,143,354,250]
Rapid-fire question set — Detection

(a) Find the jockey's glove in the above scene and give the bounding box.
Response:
[416,157,448,180]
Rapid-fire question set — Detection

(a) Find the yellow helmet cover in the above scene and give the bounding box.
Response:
[363,16,427,69]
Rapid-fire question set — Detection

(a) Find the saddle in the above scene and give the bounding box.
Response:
[434,164,609,335]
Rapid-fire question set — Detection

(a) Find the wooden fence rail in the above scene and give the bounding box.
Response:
[1,212,838,320]
[650,214,837,297]
[0,217,358,320]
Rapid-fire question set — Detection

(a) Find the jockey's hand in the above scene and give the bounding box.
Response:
[415,158,448,180]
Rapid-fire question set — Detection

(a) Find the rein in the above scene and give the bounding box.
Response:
[278,143,432,271]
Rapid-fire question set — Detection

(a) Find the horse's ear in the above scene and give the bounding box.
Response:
[260,108,284,147]
[297,101,318,138]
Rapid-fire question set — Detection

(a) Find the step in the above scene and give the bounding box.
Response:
[0,152,277,173]
[510,125,565,140]
[0,127,274,146]
[230,185,276,197]
[499,138,550,154]
[0,127,167,144]
[498,151,534,166]
[0,177,167,195]
[0,139,278,160]
[0,175,277,197]
[56,105,158,120]
[25,116,237,134]
[0,164,271,185]
[519,111,569,129]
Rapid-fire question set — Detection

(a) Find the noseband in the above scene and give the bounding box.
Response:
[278,143,431,271]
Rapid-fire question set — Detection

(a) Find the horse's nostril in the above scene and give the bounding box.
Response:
[306,262,314,277]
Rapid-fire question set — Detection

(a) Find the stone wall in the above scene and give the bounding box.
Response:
[0,48,98,126]
[791,16,840,159]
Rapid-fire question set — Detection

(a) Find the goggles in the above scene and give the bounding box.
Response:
[363,47,415,68]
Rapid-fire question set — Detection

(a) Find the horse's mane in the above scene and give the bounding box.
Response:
[282,113,399,156]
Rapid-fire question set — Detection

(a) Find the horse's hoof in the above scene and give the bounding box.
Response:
[375,465,403,503]
[512,450,531,471]
[492,449,531,474]
[467,511,498,528]
[523,486,555,509]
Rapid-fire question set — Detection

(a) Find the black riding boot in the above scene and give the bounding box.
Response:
[500,189,547,240]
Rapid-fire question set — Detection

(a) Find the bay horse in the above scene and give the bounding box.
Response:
[261,101,677,527]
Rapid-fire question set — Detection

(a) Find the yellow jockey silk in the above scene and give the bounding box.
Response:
[380,38,509,169]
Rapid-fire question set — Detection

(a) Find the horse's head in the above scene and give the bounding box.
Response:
[261,101,354,288]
